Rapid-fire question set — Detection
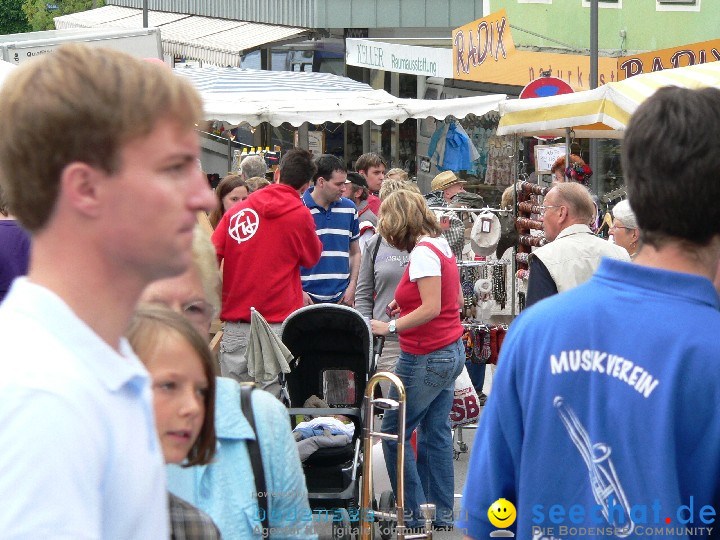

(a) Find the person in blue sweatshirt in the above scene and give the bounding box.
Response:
[459,86,720,540]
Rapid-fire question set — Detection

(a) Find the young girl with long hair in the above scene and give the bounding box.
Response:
[127,306,220,538]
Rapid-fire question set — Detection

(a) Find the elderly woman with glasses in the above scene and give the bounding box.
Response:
[139,226,220,334]
[611,200,641,258]
[139,226,314,540]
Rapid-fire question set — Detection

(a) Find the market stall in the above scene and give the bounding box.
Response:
[490,60,720,321]
[496,60,720,138]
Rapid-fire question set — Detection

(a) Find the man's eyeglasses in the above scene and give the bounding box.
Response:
[537,205,563,214]
[182,300,217,324]
[610,224,633,231]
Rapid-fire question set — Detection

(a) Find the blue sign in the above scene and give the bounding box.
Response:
[46,3,59,10]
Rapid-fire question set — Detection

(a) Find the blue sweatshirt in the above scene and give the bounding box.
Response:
[458,259,720,539]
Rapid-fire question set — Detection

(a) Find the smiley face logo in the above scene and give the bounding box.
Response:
[488,498,516,529]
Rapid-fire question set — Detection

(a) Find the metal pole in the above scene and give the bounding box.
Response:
[142,0,148,28]
[590,0,598,89]
[511,135,517,318]
[298,122,310,150]
[227,138,233,174]
[390,72,400,169]
[260,50,272,149]
[565,128,571,173]
[589,0,600,195]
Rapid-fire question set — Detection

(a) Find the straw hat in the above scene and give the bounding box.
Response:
[431,170,466,192]
[470,212,501,257]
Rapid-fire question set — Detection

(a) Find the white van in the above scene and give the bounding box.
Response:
[0,27,162,65]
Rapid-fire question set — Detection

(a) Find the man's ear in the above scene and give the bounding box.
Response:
[60,162,104,219]
[555,204,569,225]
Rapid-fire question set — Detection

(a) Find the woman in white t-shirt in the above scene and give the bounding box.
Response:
[370,190,464,531]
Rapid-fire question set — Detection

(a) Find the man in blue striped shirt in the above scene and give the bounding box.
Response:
[301,155,360,305]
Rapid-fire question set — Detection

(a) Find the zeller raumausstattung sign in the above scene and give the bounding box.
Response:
[345,38,452,79]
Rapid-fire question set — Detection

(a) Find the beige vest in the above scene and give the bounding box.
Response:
[532,224,630,293]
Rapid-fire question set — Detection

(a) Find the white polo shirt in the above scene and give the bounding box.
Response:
[0,278,168,539]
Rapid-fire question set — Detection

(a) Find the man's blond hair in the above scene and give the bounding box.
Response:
[0,44,203,232]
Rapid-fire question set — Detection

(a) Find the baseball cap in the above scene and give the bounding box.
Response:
[345,172,368,188]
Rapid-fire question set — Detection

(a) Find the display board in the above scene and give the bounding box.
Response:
[293,130,325,154]
[534,144,566,174]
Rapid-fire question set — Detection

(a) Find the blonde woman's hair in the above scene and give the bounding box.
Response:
[501,185,515,210]
[245,176,270,192]
[378,190,441,252]
[378,178,421,200]
[385,168,409,181]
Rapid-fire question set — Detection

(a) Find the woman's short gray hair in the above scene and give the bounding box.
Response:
[612,199,639,229]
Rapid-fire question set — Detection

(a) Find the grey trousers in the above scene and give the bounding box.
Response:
[219,321,283,399]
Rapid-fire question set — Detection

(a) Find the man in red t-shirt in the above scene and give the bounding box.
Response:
[212,149,322,394]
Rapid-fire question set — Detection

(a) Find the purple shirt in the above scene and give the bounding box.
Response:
[0,219,30,302]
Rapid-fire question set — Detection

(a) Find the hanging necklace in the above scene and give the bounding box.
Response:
[492,265,507,310]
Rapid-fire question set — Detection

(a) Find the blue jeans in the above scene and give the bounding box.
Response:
[381,338,464,527]
[465,358,486,395]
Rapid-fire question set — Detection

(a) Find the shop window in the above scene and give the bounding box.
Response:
[657,0,699,11]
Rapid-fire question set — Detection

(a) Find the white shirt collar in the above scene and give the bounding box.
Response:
[3,278,149,393]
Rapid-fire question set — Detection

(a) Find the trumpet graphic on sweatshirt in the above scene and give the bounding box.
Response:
[553,396,634,537]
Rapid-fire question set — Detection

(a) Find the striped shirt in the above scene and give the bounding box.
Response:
[301,188,360,302]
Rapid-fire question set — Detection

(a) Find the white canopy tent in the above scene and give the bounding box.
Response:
[174,66,507,127]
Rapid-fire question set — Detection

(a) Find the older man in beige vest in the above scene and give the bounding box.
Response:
[526,182,629,307]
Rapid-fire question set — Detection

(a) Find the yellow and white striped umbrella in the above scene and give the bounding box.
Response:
[497,61,720,138]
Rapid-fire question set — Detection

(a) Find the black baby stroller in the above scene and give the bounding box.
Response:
[280,304,376,539]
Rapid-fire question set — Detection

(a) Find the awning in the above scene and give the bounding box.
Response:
[54,6,311,67]
[174,66,507,127]
[497,61,720,139]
